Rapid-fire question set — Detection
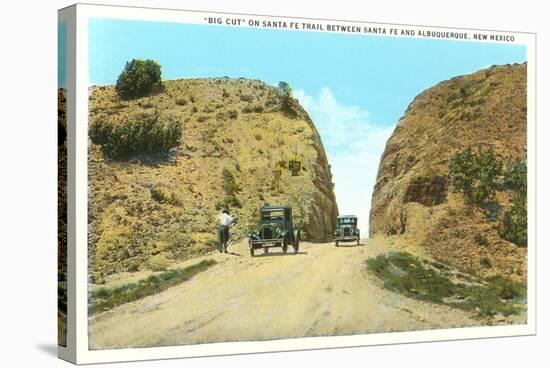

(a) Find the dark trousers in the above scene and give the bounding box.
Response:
[218,225,229,252]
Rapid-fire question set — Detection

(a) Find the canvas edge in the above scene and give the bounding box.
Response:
[64,3,537,364]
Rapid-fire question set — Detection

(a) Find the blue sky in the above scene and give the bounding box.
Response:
[89,18,526,235]
[58,21,66,87]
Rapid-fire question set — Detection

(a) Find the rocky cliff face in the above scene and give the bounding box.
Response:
[88,78,338,279]
[58,88,67,346]
[370,63,527,279]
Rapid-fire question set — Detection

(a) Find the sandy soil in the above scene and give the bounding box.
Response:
[88,238,484,349]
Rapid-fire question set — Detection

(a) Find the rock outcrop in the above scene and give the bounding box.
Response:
[88,78,338,279]
[58,88,67,346]
[370,63,527,279]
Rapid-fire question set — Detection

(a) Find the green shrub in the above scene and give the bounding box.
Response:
[474,233,489,247]
[500,159,527,246]
[241,104,264,114]
[505,158,527,195]
[366,252,457,303]
[149,187,181,206]
[366,252,526,318]
[480,257,492,268]
[219,168,241,209]
[486,275,526,300]
[91,259,216,313]
[239,94,254,102]
[278,81,297,118]
[216,195,241,210]
[501,195,527,247]
[150,187,168,203]
[127,261,140,272]
[115,59,162,99]
[449,148,502,206]
[89,110,182,159]
[227,110,238,119]
[222,168,240,196]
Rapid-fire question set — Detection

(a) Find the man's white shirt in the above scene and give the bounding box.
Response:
[219,213,234,226]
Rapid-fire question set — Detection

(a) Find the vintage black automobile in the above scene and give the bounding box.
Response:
[334,215,360,246]
[248,205,300,256]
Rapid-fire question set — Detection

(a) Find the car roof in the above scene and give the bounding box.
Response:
[261,205,290,211]
[337,215,357,219]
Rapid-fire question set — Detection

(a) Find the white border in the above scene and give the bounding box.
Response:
[68,3,536,364]
[58,5,77,364]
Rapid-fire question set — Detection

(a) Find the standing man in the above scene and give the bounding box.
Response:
[218,208,236,253]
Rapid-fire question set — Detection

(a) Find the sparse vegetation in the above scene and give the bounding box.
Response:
[89,110,181,159]
[480,257,492,268]
[219,167,241,209]
[474,233,489,247]
[91,259,217,313]
[449,148,502,207]
[450,149,527,246]
[240,94,254,102]
[366,252,526,317]
[278,81,297,118]
[148,253,170,271]
[501,195,527,247]
[115,59,162,99]
[150,186,181,206]
[227,110,238,119]
[504,158,527,195]
[149,187,167,203]
[286,179,316,229]
[242,104,264,113]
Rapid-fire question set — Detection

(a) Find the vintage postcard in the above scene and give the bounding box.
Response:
[58,3,536,364]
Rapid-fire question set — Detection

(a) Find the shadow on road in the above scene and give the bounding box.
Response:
[335,243,365,248]
[222,251,241,256]
[256,251,308,258]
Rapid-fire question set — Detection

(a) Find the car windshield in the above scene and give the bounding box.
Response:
[261,210,285,222]
[338,217,356,225]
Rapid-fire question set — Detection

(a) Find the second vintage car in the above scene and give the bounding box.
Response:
[248,205,300,256]
[334,215,360,246]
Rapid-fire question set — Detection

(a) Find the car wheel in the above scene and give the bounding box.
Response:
[335,240,339,247]
[250,248,255,257]
[263,247,269,255]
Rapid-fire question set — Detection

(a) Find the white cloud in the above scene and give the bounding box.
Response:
[295,88,394,236]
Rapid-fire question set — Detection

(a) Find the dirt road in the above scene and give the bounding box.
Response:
[89,238,483,349]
